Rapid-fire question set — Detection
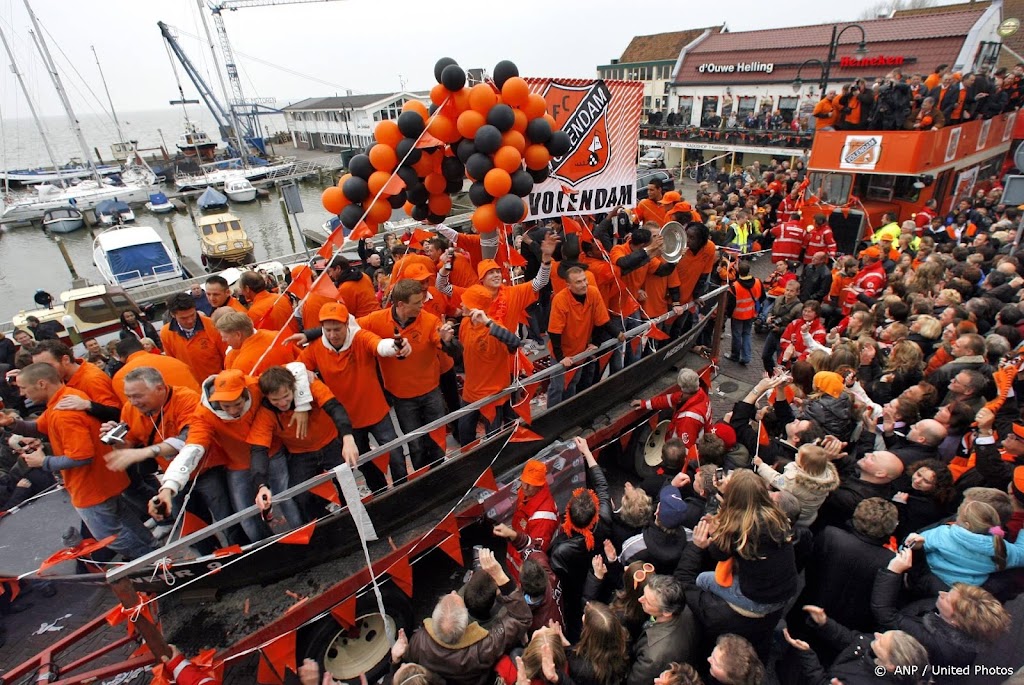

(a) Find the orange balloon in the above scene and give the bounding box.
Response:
[369,144,398,172]
[428,193,453,216]
[484,168,512,197]
[427,114,459,144]
[412,154,435,177]
[457,110,486,139]
[524,144,551,171]
[430,83,450,106]
[336,172,352,188]
[522,93,547,120]
[373,120,403,148]
[493,145,523,173]
[424,173,447,195]
[366,198,392,224]
[321,186,348,214]
[367,170,392,197]
[472,203,500,232]
[511,108,528,134]
[501,130,527,154]
[543,113,558,130]
[469,83,498,114]
[501,77,530,108]
[402,100,429,120]
[403,201,416,217]
[452,87,472,114]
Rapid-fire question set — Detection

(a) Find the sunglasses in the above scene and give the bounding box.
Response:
[633,562,655,589]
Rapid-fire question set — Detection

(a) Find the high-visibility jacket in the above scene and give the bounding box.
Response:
[770,221,805,263]
[730,279,763,320]
[507,486,558,580]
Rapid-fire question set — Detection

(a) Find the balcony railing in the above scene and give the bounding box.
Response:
[640,125,814,149]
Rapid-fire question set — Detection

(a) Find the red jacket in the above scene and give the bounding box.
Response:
[507,486,558,580]
[642,388,712,452]
[770,221,805,263]
[803,224,837,264]
[780,317,826,360]
[843,261,887,313]
[163,655,218,685]
[777,195,800,222]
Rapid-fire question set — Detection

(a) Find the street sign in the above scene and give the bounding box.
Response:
[281,182,304,214]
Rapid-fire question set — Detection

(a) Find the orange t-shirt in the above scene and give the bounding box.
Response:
[453,233,511,280]
[159,314,227,385]
[460,318,512,403]
[421,287,457,375]
[548,285,611,358]
[301,292,336,330]
[446,254,480,289]
[225,329,298,377]
[248,379,338,454]
[337,273,380,318]
[120,386,225,472]
[608,244,652,316]
[300,330,389,429]
[188,377,276,471]
[634,199,668,227]
[642,257,681,318]
[246,290,298,334]
[358,308,444,399]
[580,255,617,307]
[675,241,717,303]
[112,351,200,402]
[220,296,247,314]
[391,254,437,282]
[36,385,128,508]
[67,358,121,408]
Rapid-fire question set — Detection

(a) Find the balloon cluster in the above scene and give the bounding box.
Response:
[321,57,571,236]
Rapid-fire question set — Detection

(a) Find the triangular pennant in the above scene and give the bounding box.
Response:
[512,389,533,424]
[40,535,116,571]
[214,545,243,558]
[619,431,631,449]
[312,273,339,299]
[598,350,614,373]
[507,250,527,268]
[648,413,660,430]
[511,425,544,442]
[415,132,445,148]
[516,348,535,377]
[647,325,669,341]
[372,452,393,476]
[349,222,374,242]
[279,521,316,545]
[438,533,464,566]
[480,401,497,423]
[288,266,313,300]
[629,337,643,353]
[181,511,210,537]
[382,173,407,195]
[561,215,582,235]
[389,557,414,597]
[330,595,357,629]
[563,366,578,387]
[560,184,579,196]
[310,481,341,504]
[412,228,435,244]
[475,467,499,491]
[429,425,448,450]
[256,632,296,685]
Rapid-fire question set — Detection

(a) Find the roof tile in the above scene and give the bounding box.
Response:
[618,27,721,63]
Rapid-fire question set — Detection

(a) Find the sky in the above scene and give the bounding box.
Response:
[0,0,970,119]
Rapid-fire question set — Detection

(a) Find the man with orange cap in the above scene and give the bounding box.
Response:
[408,259,462,414]
[1008,465,1024,541]
[492,458,559,582]
[843,246,887,313]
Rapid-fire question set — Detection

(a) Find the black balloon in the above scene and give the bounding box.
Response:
[396,166,420,188]
[407,183,430,205]
[456,139,477,164]
[547,131,571,157]
[525,118,552,144]
[445,177,463,194]
[493,60,519,89]
[440,64,466,91]
[411,204,430,221]
[388,190,408,209]
[510,170,534,197]
[468,181,493,207]
[340,204,364,229]
[348,154,373,180]
[434,57,458,83]
[441,156,465,181]
[428,103,439,115]
[487,104,515,132]
[342,176,369,204]
[397,110,425,138]
[428,213,448,225]
[395,138,423,166]
[496,194,526,224]
[473,125,502,155]
[465,152,494,181]
[528,165,550,183]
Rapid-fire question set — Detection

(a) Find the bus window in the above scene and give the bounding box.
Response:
[806,172,852,205]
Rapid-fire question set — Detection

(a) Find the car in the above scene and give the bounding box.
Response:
[638,148,665,169]
[636,169,675,200]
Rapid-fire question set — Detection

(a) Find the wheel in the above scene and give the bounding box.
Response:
[627,419,672,478]
[300,584,413,685]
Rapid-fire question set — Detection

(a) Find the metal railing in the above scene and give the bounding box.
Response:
[107,283,727,581]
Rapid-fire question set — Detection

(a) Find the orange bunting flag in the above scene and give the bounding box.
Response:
[516,349,535,376]
[279,521,316,545]
[698,364,713,389]
[257,632,297,685]
[382,173,407,196]
[647,325,670,341]
[0,578,20,602]
[475,467,499,491]
[181,511,210,537]
[373,453,393,476]
[598,350,615,372]
[512,393,533,424]
[415,132,445,149]
[437,514,464,565]
[560,184,579,196]
[507,250,527,268]
[480,401,498,423]
[213,545,243,558]
[561,215,582,235]
[563,366,578,387]
[40,535,117,571]
[648,413,660,430]
[348,222,374,242]
[310,481,340,505]
[330,595,357,629]
[429,425,448,450]
[511,425,544,443]
[312,273,339,300]
[288,266,312,300]
[619,431,631,449]
[389,557,414,597]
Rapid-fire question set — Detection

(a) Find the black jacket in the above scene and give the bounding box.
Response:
[730,397,799,465]
[800,264,833,302]
[708,531,797,605]
[797,616,918,685]
[815,478,893,532]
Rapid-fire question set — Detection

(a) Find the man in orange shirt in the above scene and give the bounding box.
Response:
[30,340,121,421]
[812,90,838,130]
[204,274,247,314]
[216,310,297,376]
[160,293,227,384]
[424,236,478,288]
[608,227,664,370]
[249,365,359,523]
[300,302,408,492]
[12,363,154,559]
[669,222,718,340]
[112,337,199,401]
[634,179,668,226]
[326,256,380,317]
[239,271,298,334]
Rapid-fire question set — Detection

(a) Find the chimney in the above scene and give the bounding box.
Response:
[346,89,353,96]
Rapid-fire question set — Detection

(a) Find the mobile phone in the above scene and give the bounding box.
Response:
[715,467,726,481]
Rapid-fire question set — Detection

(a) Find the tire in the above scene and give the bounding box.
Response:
[626,419,672,479]
[299,584,414,685]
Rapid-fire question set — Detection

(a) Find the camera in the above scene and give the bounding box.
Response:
[100,422,130,445]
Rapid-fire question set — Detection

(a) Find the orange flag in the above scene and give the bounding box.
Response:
[330,595,357,629]
[389,557,414,597]
[562,215,582,235]
[214,545,243,558]
[647,325,670,341]
[437,514,463,565]
[511,425,544,443]
[280,521,316,545]
[0,578,20,602]
[480,401,498,423]
[40,535,116,571]
[516,348,535,376]
[181,511,209,537]
[288,266,313,299]
[310,481,340,505]
[475,467,499,491]
[373,453,393,476]
[382,173,407,196]
[312,273,339,300]
[257,633,296,685]
[429,425,448,450]
[349,222,374,242]
[415,132,445,148]
[507,250,527,268]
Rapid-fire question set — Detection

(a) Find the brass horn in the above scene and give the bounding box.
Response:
[661,221,688,263]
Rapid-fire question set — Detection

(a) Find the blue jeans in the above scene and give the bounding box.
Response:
[167,467,247,554]
[353,414,407,491]
[547,362,595,407]
[457,401,513,447]
[226,468,271,542]
[730,318,753,363]
[609,313,645,373]
[76,496,155,561]
[392,389,446,470]
[288,439,343,523]
[696,571,788,615]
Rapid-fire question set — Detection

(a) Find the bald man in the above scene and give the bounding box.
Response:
[886,418,947,469]
[815,450,904,531]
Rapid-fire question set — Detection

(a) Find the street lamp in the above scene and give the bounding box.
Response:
[791,23,870,96]
[793,59,826,93]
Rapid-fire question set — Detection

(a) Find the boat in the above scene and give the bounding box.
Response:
[0,162,121,186]
[95,198,135,225]
[197,186,228,212]
[93,224,184,289]
[41,205,84,234]
[145,192,175,214]
[10,284,141,337]
[196,212,255,268]
[176,121,219,161]
[174,158,296,191]
[0,171,154,225]
[223,177,257,202]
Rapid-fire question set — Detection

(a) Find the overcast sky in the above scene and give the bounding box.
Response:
[0,0,967,118]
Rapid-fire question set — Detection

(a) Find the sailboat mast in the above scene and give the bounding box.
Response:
[0,23,66,188]
[24,0,103,185]
[90,45,126,151]
[196,0,248,167]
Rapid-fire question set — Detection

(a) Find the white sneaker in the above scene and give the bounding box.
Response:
[152,524,173,540]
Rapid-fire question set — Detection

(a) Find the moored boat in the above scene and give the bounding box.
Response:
[93,224,183,289]
[95,198,135,225]
[11,284,142,338]
[176,122,218,161]
[197,186,228,212]
[197,211,255,268]
[145,192,175,214]
[41,205,84,233]
[223,177,257,202]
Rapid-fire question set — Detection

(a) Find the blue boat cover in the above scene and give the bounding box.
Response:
[107,244,174,283]
[149,192,169,205]
[96,199,130,215]
[198,187,228,210]
[324,217,351,237]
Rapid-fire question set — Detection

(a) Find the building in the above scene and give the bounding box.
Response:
[597,27,723,118]
[282,91,429,153]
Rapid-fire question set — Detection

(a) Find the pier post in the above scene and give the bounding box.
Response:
[54,237,79,280]
[164,218,184,262]
[279,198,297,252]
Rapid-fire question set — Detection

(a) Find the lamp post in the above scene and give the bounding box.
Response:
[791,24,868,95]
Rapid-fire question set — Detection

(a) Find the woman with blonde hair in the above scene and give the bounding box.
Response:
[585,555,654,643]
[908,315,941,358]
[496,626,567,685]
[869,339,924,404]
[907,260,943,295]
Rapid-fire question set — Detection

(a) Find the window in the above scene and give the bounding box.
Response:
[678,96,694,125]
[854,174,921,203]
[700,96,719,126]
[807,171,852,205]
[74,296,119,325]
[298,131,309,144]
[737,96,757,117]
[644,96,652,108]
[778,96,799,123]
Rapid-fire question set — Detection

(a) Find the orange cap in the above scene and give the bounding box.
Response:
[319,301,350,323]
[404,263,433,282]
[659,190,682,205]
[520,459,547,487]
[1011,465,1024,503]
[460,284,493,312]
[671,201,693,215]
[477,259,501,280]
[210,369,247,402]
[859,246,881,259]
